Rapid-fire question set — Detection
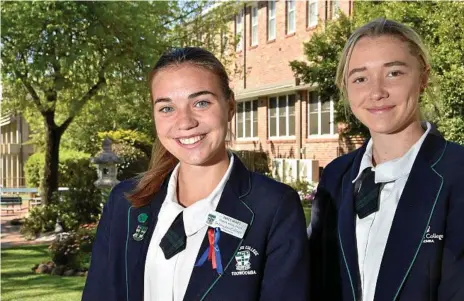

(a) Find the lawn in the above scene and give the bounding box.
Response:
[303,204,312,227]
[1,245,85,301]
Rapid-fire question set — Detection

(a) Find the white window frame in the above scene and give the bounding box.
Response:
[287,0,296,34]
[331,0,340,19]
[307,91,337,137]
[236,100,258,140]
[268,94,296,139]
[236,9,244,51]
[268,0,276,40]
[251,5,259,46]
[307,0,318,28]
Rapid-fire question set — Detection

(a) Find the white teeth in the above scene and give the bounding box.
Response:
[179,135,204,145]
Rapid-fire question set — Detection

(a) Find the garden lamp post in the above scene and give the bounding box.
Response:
[91,138,122,190]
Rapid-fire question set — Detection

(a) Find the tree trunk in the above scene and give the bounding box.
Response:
[41,113,62,205]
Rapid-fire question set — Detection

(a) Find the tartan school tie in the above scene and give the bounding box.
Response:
[159,211,187,259]
[354,168,381,219]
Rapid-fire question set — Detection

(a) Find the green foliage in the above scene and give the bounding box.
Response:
[22,150,102,236]
[48,225,97,269]
[25,150,95,187]
[291,2,464,143]
[233,150,270,175]
[287,179,316,196]
[20,205,60,238]
[290,13,368,137]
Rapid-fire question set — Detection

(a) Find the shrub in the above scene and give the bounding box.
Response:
[23,150,103,235]
[233,150,270,175]
[287,179,318,204]
[48,224,97,270]
[20,204,60,238]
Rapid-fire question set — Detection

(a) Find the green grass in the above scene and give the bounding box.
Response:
[303,204,312,227]
[1,245,85,301]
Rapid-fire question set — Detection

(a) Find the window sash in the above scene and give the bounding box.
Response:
[308,0,318,27]
[236,100,258,138]
[268,1,276,40]
[268,94,296,138]
[251,6,258,46]
[287,0,296,34]
[308,92,336,136]
[236,10,244,51]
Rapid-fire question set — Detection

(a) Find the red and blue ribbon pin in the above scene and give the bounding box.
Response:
[195,227,223,275]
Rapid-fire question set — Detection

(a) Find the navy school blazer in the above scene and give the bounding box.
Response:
[82,154,309,301]
[309,133,464,301]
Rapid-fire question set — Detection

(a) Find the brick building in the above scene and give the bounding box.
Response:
[228,0,363,178]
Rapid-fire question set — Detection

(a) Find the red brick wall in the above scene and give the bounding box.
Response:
[229,0,357,169]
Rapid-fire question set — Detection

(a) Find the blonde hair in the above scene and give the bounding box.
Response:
[335,18,431,103]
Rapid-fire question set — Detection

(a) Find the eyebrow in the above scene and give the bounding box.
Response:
[347,60,409,78]
[153,90,217,105]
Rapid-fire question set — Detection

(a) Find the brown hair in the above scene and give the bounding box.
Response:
[335,18,431,103]
[128,47,233,207]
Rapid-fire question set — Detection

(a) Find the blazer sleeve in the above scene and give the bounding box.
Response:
[438,180,464,301]
[81,190,115,301]
[308,171,341,301]
[259,189,310,301]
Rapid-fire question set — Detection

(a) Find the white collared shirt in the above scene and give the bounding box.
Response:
[353,122,431,301]
[144,155,234,301]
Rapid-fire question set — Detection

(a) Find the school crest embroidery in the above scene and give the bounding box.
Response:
[235,250,251,271]
[232,245,259,276]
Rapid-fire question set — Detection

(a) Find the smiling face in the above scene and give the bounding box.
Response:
[151,63,234,167]
[346,35,427,135]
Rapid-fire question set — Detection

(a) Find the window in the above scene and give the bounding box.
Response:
[251,6,259,46]
[236,9,244,51]
[269,95,296,138]
[330,0,340,19]
[287,0,296,34]
[236,100,258,138]
[268,0,276,40]
[307,0,318,27]
[308,91,337,136]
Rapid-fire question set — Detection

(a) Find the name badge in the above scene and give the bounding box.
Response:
[205,211,248,239]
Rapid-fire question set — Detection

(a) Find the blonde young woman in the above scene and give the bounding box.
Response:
[82,47,309,301]
[309,19,464,301]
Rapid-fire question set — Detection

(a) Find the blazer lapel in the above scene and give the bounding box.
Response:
[338,145,365,301]
[183,155,255,301]
[374,134,447,301]
[126,181,167,300]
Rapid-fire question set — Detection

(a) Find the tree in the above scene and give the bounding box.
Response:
[1,1,177,204]
[2,1,241,205]
[289,13,369,137]
[291,1,464,143]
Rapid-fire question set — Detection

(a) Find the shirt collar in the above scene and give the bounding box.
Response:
[352,121,432,184]
[163,153,235,237]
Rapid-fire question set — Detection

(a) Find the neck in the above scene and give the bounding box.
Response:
[176,150,230,207]
[370,120,425,166]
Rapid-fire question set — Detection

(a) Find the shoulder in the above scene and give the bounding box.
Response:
[443,140,464,164]
[106,179,139,210]
[250,172,298,199]
[320,147,363,186]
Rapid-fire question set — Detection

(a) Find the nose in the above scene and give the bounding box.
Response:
[176,107,199,131]
[369,77,389,101]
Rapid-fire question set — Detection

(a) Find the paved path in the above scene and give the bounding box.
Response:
[1,210,52,249]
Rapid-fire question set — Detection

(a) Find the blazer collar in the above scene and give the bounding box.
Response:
[183,154,255,300]
[338,142,366,300]
[374,133,446,301]
[338,133,447,301]
[126,154,255,300]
